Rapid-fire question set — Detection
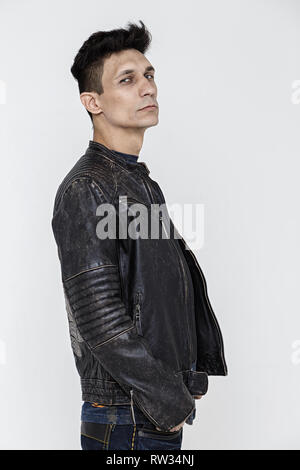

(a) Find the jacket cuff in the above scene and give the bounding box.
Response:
[188,370,209,396]
[130,374,196,432]
[92,328,196,432]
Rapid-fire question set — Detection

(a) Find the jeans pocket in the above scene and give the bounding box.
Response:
[80,422,112,450]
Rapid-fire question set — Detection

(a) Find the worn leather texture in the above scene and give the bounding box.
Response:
[51,140,228,431]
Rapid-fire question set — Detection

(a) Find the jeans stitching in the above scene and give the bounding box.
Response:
[81,432,106,444]
[104,424,113,450]
[131,425,137,450]
[103,424,109,449]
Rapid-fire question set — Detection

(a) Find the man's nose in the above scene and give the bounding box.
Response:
[140,77,157,97]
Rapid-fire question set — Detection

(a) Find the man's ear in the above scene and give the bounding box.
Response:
[80,92,103,117]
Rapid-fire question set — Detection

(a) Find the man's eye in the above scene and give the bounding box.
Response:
[120,74,155,84]
[120,77,132,83]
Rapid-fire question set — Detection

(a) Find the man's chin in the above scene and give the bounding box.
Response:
[138,117,159,128]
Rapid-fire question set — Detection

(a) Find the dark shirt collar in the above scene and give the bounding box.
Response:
[112,149,139,164]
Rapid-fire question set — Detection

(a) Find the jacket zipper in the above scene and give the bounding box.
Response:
[162,215,192,362]
[171,232,192,364]
[152,179,227,375]
[130,388,161,429]
[130,389,136,426]
[142,176,192,364]
[134,291,143,335]
[179,234,228,375]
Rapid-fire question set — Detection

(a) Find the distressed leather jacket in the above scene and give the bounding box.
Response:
[51,140,228,432]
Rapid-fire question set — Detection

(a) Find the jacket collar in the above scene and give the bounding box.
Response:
[86,140,150,176]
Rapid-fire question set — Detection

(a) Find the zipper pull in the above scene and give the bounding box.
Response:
[134,292,143,335]
[135,303,142,335]
[134,292,142,314]
[130,389,136,426]
[135,292,142,304]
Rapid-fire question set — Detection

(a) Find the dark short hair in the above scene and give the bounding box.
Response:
[70,20,152,124]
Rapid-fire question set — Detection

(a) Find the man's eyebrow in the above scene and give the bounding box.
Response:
[115,65,155,80]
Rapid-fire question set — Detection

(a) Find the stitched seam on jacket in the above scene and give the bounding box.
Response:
[87,148,148,179]
[64,264,117,282]
[90,178,112,205]
[92,326,134,350]
[64,175,112,212]
[111,163,119,205]
[53,174,94,215]
[87,150,132,176]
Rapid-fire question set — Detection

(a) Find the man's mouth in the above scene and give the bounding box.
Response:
[139,105,158,111]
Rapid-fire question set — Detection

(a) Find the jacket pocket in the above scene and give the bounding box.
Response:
[134,291,143,336]
[187,370,209,396]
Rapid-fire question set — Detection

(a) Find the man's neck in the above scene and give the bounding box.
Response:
[92,129,144,157]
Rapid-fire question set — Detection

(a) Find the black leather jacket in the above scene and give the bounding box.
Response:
[51,140,228,432]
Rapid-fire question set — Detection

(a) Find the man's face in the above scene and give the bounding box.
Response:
[96,48,159,129]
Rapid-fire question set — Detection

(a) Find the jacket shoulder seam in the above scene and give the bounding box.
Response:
[54,175,110,216]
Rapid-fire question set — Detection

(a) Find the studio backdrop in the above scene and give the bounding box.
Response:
[0,0,299,450]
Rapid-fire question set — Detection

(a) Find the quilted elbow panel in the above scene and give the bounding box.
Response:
[63,264,133,349]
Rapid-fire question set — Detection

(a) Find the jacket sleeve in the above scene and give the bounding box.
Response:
[51,176,195,432]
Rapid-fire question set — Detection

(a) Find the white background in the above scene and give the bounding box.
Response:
[0,0,299,450]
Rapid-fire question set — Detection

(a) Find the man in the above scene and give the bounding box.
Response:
[51,20,228,451]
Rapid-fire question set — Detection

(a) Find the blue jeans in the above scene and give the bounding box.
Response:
[80,361,197,450]
[81,401,185,450]
[81,421,183,450]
